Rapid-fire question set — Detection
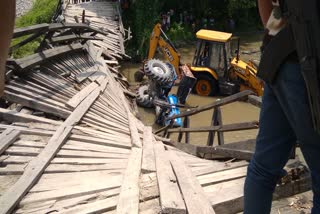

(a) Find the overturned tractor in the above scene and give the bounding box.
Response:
[136,59,184,127]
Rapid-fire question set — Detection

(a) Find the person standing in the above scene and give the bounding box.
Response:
[166,11,171,30]
[244,0,320,213]
[0,0,15,96]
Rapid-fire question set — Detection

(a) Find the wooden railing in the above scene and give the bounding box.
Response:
[155,90,263,160]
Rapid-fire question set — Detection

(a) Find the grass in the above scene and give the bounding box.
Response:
[12,0,59,58]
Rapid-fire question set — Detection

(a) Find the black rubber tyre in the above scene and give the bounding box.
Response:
[144,59,173,84]
[134,69,145,82]
[193,73,219,96]
[136,85,153,108]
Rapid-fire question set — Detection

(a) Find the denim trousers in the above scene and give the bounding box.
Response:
[244,63,320,213]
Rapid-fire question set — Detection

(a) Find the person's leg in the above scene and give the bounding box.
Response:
[0,0,16,96]
[244,82,296,214]
[273,63,320,213]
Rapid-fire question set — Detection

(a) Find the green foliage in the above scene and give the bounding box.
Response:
[12,0,58,58]
[123,0,262,60]
[166,23,194,42]
[123,0,163,60]
[227,0,260,29]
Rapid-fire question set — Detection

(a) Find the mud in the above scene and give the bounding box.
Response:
[121,32,263,146]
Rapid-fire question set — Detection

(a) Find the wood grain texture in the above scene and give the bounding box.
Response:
[169,150,215,214]
[141,127,156,173]
[0,129,21,156]
[154,142,186,214]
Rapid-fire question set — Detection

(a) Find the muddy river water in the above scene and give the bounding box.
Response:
[121,33,263,146]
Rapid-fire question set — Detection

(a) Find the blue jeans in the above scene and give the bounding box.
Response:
[244,63,320,214]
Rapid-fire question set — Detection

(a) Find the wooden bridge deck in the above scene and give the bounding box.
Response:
[0,0,311,213]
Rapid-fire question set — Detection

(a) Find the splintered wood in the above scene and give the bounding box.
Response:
[0,0,311,213]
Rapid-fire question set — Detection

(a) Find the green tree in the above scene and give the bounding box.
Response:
[227,0,259,29]
[124,0,162,60]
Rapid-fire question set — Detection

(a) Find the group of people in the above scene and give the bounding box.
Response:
[160,9,236,33]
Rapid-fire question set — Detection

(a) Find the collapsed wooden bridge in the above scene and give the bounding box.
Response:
[0,0,311,213]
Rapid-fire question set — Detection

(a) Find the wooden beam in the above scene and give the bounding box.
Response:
[167,121,259,133]
[169,151,216,214]
[247,95,262,108]
[49,35,103,44]
[48,23,107,36]
[3,91,71,119]
[0,129,21,156]
[0,107,61,125]
[10,31,46,54]
[141,127,156,173]
[15,43,83,71]
[154,141,186,213]
[197,139,256,160]
[116,147,142,214]
[13,24,49,38]
[0,125,73,214]
[216,107,224,145]
[207,107,218,146]
[206,162,311,214]
[66,81,99,108]
[0,79,103,213]
[167,90,255,120]
[162,139,199,156]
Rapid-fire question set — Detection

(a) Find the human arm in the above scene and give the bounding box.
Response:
[258,0,273,27]
[0,0,16,96]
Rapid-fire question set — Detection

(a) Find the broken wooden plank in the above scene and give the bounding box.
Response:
[3,91,71,119]
[0,77,103,213]
[20,176,121,206]
[169,150,215,214]
[127,114,142,148]
[247,95,262,108]
[167,121,259,133]
[161,138,199,157]
[49,35,103,44]
[10,31,46,54]
[0,129,21,156]
[15,43,83,71]
[116,147,142,214]
[60,196,118,214]
[141,127,156,173]
[0,125,73,213]
[197,139,256,160]
[13,23,49,38]
[0,108,61,125]
[139,172,159,202]
[48,22,107,36]
[67,81,99,108]
[167,90,255,120]
[154,141,186,213]
[75,67,98,83]
[204,162,311,214]
[197,166,248,187]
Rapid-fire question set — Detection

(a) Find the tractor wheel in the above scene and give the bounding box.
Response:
[136,85,153,108]
[134,69,145,82]
[193,73,218,96]
[144,59,173,84]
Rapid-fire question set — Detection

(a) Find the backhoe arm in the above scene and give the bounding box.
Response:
[147,24,182,78]
[147,24,162,60]
[158,38,181,77]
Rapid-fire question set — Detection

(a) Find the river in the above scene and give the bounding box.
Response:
[121,32,263,146]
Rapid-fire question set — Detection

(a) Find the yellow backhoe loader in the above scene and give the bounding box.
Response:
[138,23,264,96]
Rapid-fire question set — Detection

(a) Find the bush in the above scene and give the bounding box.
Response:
[166,23,194,42]
[12,0,58,58]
